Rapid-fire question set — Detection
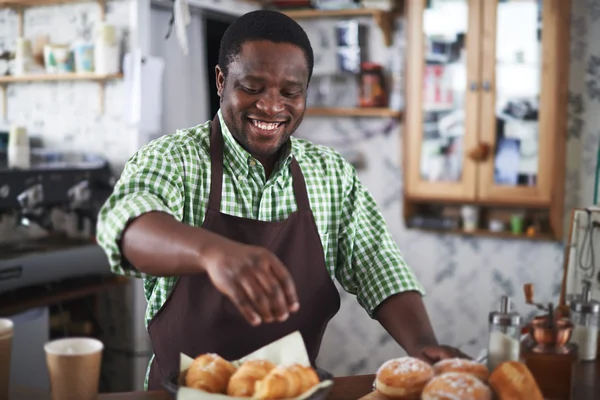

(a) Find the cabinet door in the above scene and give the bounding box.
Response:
[404,0,482,201]
[477,0,570,205]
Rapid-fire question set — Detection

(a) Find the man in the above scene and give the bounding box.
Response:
[96,9,467,390]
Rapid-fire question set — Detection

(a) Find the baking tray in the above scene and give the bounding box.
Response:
[163,367,335,399]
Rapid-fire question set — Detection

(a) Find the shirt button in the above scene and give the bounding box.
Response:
[249,160,256,167]
[238,175,245,181]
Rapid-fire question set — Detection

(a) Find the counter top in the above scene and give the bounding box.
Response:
[9,360,600,399]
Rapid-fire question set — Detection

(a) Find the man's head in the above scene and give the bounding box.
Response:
[216,10,314,166]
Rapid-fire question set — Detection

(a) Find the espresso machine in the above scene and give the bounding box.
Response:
[0,150,116,294]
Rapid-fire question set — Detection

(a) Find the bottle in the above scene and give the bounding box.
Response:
[570,280,600,361]
[94,22,120,75]
[487,296,522,371]
[7,125,30,169]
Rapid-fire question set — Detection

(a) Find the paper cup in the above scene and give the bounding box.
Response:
[44,338,103,400]
[0,319,13,400]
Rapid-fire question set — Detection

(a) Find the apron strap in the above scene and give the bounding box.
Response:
[208,115,224,211]
[290,158,311,212]
[207,114,311,213]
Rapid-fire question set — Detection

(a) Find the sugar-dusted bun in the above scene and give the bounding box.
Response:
[488,360,543,400]
[375,357,435,399]
[433,358,489,382]
[422,372,493,400]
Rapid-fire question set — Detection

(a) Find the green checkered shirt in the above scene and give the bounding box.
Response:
[96,109,424,388]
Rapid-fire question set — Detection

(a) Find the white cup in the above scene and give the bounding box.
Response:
[44,338,103,400]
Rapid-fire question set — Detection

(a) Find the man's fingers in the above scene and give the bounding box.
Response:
[228,283,262,326]
[239,273,276,323]
[268,255,300,313]
[254,269,290,322]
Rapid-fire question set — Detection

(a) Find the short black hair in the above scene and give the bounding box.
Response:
[218,10,314,83]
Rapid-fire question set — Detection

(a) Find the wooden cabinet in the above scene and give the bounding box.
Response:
[403,0,571,241]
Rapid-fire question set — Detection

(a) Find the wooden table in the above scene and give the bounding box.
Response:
[9,360,600,399]
[9,375,375,400]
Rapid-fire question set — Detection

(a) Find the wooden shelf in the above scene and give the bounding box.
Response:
[412,227,556,242]
[0,72,122,83]
[0,73,123,117]
[0,0,87,8]
[283,7,397,46]
[305,107,402,118]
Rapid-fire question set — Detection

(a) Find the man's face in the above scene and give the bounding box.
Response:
[216,40,309,161]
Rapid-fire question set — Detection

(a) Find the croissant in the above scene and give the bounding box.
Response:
[226,359,276,397]
[254,364,320,399]
[184,353,237,393]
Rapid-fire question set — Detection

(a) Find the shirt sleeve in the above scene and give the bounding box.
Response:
[335,168,425,319]
[96,145,185,278]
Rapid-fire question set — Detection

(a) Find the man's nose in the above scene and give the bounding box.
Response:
[256,90,285,115]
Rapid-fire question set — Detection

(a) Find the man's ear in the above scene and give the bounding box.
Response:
[215,65,225,99]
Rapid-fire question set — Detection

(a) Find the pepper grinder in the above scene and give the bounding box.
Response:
[570,280,600,361]
[487,296,522,371]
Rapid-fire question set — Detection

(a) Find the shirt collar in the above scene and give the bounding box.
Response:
[217,109,303,185]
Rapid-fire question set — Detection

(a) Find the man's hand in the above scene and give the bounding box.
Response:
[419,345,472,364]
[203,237,300,327]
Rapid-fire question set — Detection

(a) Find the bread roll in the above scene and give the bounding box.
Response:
[184,353,237,393]
[433,358,489,382]
[488,360,543,400]
[422,372,492,400]
[253,363,320,399]
[226,360,276,397]
[375,357,435,399]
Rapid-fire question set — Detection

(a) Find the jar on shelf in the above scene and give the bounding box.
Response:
[570,280,600,361]
[358,62,387,108]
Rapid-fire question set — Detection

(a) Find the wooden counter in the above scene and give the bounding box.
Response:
[8,360,600,399]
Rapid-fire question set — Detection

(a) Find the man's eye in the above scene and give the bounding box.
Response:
[283,91,302,98]
[242,86,260,94]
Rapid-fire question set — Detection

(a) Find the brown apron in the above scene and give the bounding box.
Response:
[146,116,341,389]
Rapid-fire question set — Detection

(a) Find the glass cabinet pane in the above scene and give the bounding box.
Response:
[420,0,469,183]
[492,0,542,187]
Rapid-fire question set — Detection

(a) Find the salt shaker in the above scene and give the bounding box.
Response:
[570,280,600,361]
[487,296,522,371]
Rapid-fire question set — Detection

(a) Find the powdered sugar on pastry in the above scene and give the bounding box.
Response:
[375,357,435,398]
[422,372,492,400]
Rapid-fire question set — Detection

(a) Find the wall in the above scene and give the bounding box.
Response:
[1,0,598,385]
[0,0,135,170]
[300,0,600,377]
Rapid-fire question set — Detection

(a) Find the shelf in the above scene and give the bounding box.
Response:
[305,107,402,118]
[412,227,556,242]
[283,7,397,46]
[0,73,123,117]
[0,0,87,8]
[0,72,122,83]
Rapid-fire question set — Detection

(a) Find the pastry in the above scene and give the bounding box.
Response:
[433,358,490,382]
[226,359,276,397]
[374,357,435,399]
[184,353,237,393]
[488,360,543,400]
[422,372,493,400]
[253,363,320,399]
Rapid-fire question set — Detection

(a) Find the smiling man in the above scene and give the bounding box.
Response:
[96,10,467,390]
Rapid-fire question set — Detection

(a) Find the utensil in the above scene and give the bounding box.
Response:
[524,283,548,311]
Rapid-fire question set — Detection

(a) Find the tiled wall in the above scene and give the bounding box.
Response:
[1,0,598,385]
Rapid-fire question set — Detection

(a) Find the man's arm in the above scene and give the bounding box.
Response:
[334,163,469,362]
[374,291,439,357]
[96,143,298,324]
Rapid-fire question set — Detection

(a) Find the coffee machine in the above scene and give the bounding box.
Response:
[0,150,116,294]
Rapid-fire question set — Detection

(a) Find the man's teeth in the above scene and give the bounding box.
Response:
[251,120,281,131]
